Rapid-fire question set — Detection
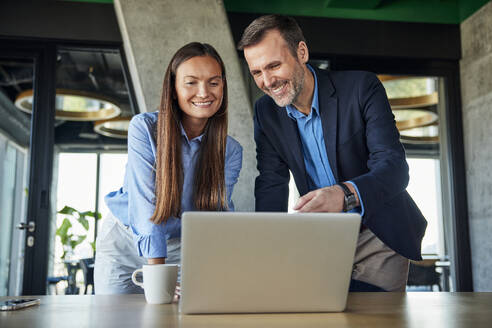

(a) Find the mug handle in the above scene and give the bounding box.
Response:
[131,268,144,288]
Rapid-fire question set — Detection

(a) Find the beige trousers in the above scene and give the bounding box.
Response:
[352,228,410,292]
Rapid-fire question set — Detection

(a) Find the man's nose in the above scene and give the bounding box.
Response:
[262,72,275,88]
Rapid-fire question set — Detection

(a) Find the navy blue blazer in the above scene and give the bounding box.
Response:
[253,68,427,260]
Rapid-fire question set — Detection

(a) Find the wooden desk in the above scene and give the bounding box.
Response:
[2,293,492,328]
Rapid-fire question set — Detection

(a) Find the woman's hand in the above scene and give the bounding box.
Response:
[173,283,181,303]
[147,257,165,264]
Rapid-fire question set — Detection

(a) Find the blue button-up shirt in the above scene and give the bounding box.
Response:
[286,65,364,214]
[105,112,243,258]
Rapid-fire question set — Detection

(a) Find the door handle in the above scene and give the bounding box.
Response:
[16,221,36,232]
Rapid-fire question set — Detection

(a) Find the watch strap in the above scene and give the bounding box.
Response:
[337,182,352,196]
[337,182,357,212]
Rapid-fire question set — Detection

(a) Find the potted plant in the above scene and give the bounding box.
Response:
[55,206,101,294]
[56,206,101,259]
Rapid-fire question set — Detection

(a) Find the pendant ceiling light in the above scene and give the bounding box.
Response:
[390,92,439,132]
[378,75,439,144]
[93,117,131,139]
[15,89,121,121]
[388,93,438,109]
[393,108,438,131]
[399,124,439,144]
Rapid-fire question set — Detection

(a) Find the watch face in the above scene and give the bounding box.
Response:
[345,194,357,211]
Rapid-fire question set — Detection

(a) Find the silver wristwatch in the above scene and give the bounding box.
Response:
[337,183,357,212]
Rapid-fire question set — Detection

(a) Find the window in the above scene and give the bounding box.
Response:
[51,152,127,294]
[0,133,28,296]
[407,158,443,255]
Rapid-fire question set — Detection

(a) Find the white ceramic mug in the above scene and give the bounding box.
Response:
[131,264,178,304]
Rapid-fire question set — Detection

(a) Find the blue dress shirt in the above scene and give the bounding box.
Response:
[105,112,243,258]
[285,65,364,214]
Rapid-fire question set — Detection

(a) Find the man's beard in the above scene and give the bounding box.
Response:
[264,63,305,107]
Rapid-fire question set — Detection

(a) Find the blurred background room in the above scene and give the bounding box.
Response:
[1,0,492,296]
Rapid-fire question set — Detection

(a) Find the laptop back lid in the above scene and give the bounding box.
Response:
[180,212,360,314]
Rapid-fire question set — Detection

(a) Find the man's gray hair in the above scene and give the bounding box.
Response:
[237,14,306,58]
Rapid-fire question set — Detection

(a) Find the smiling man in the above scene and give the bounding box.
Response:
[238,15,427,292]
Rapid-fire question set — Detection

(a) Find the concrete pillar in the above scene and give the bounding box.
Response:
[460,0,492,291]
[114,0,255,211]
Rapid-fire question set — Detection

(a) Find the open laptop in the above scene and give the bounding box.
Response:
[180,212,360,314]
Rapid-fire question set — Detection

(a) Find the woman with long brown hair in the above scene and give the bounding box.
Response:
[94,42,242,294]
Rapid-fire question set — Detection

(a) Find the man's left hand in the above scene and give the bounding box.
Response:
[293,186,345,212]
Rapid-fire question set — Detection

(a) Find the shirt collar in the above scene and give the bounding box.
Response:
[180,122,205,144]
[285,64,319,120]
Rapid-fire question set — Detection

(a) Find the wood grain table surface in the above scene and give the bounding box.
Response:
[2,292,492,328]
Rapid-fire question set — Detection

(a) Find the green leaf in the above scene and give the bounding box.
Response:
[70,235,87,249]
[79,211,101,220]
[77,216,89,230]
[56,205,99,261]
[58,206,77,215]
[80,211,93,218]
[62,233,74,247]
[56,218,72,245]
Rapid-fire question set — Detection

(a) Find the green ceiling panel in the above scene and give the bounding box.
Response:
[224,0,461,24]
[326,0,384,10]
[62,0,491,24]
[223,0,491,24]
[459,0,490,21]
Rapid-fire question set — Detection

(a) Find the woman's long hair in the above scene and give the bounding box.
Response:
[150,42,228,225]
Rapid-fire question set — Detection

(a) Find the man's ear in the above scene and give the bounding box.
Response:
[297,41,309,64]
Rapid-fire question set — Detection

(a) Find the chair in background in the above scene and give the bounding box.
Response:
[47,261,80,294]
[407,259,442,291]
[46,275,69,295]
[65,261,81,294]
[79,257,95,294]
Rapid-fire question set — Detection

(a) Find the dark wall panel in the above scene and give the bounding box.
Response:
[0,1,121,43]
[228,13,461,60]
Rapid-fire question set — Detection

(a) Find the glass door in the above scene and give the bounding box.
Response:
[48,46,135,294]
[0,43,57,296]
[0,127,29,296]
[0,56,33,296]
[379,75,449,290]
[0,41,136,296]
